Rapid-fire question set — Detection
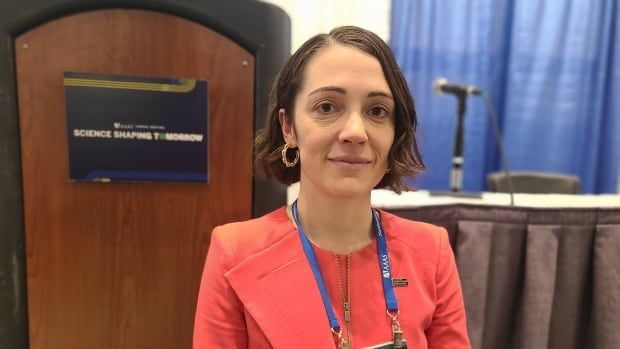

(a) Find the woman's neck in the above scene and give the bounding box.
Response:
[289,190,375,254]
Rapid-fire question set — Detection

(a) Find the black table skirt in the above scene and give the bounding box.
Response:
[389,205,620,349]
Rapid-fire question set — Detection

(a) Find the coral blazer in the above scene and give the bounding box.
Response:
[194,208,470,348]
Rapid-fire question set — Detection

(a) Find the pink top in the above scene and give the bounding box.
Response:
[312,239,414,348]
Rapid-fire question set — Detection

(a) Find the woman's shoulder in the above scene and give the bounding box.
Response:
[378,209,450,256]
[209,207,296,263]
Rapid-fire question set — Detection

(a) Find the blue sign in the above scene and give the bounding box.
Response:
[64,72,208,182]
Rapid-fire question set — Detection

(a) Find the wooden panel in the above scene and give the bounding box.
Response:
[15,9,254,348]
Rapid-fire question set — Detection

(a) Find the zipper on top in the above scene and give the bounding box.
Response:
[335,254,352,348]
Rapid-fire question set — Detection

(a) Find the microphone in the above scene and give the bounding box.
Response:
[433,77,482,96]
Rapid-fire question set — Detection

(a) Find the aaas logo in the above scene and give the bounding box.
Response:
[113,122,133,129]
[381,254,390,278]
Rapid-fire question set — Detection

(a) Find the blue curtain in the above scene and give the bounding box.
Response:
[390,0,619,193]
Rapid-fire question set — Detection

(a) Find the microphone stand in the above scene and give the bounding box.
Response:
[430,90,482,198]
[451,92,466,192]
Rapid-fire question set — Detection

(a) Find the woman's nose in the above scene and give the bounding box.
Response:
[339,111,368,144]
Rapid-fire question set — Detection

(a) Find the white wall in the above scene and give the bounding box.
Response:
[261,0,391,53]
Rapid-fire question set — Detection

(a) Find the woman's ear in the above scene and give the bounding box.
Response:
[278,108,297,146]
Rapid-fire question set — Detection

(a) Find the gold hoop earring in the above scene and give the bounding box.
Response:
[281,144,299,168]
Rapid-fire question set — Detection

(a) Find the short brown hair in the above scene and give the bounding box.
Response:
[254,26,425,193]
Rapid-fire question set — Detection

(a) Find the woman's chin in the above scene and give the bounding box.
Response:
[323,178,380,199]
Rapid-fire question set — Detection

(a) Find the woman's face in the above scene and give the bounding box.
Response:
[280,44,395,199]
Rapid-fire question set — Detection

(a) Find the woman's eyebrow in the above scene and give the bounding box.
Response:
[308,86,346,96]
[307,87,393,99]
[368,91,393,99]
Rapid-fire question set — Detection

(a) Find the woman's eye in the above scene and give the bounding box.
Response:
[316,102,336,114]
[369,106,389,117]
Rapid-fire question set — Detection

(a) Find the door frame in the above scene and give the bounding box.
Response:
[0,1,289,347]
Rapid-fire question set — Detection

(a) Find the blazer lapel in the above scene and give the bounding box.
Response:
[226,231,336,348]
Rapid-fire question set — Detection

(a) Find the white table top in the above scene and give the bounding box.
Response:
[286,182,620,209]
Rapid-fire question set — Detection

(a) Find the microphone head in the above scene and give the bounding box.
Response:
[433,77,448,95]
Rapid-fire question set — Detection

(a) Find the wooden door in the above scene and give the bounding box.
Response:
[15,9,254,348]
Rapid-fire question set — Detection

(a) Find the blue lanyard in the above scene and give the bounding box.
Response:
[292,200,399,333]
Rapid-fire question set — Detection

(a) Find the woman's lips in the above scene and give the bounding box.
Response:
[327,156,372,170]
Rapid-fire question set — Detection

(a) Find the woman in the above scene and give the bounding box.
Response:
[194,26,470,349]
